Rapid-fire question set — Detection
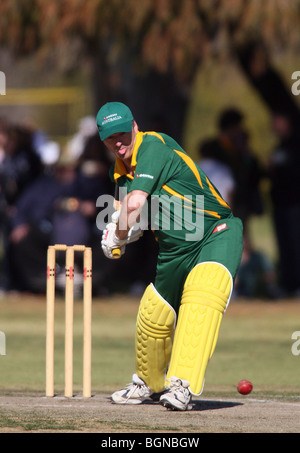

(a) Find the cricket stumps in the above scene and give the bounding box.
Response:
[46,244,92,398]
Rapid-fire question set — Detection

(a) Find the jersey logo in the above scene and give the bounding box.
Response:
[136,173,154,179]
[212,223,227,233]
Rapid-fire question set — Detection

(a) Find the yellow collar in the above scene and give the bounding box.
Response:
[113,131,144,181]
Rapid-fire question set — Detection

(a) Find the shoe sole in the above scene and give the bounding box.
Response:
[159,397,191,411]
[111,398,144,405]
[111,394,151,405]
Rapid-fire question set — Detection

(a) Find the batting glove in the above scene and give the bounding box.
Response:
[101,222,126,259]
[101,211,144,259]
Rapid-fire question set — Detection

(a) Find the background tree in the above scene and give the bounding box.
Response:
[1,0,300,141]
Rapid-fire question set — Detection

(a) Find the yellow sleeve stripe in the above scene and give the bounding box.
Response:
[182,204,221,219]
[174,150,203,189]
[144,131,166,143]
[162,185,221,219]
[162,184,194,204]
[131,131,144,166]
[113,131,145,181]
[205,176,231,209]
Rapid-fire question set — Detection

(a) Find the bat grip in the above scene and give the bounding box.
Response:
[112,248,121,258]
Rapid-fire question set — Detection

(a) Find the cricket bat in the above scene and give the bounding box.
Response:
[112,186,122,258]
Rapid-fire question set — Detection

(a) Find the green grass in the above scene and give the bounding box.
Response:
[206,301,300,393]
[0,294,137,394]
[1,294,300,397]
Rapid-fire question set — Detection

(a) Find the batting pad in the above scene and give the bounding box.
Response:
[166,262,233,395]
[136,284,176,393]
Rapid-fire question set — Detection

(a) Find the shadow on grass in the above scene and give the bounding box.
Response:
[191,400,243,411]
[145,394,243,411]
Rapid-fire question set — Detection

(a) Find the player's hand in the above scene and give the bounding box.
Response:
[126,226,144,244]
[112,209,144,244]
[101,222,126,259]
[101,210,144,259]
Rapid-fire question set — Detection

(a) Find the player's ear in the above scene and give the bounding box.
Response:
[132,120,138,133]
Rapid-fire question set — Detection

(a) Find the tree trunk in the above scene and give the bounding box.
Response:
[236,41,300,128]
[90,42,190,145]
[127,69,189,144]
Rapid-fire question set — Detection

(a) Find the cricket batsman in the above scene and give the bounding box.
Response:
[97,102,243,410]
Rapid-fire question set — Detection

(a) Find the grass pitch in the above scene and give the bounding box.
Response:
[1,293,300,397]
[1,293,300,433]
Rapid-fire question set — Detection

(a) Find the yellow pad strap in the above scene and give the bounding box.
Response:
[136,284,176,393]
[166,262,232,395]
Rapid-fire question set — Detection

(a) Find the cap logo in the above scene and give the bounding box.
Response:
[102,113,122,126]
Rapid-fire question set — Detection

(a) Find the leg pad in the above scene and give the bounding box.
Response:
[166,262,232,395]
[136,284,176,393]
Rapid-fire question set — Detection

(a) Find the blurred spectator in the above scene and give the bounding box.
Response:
[0,118,9,165]
[6,153,81,292]
[198,153,235,207]
[78,133,114,193]
[0,118,12,293]
[198,108,265,228]
[0,121,158,296]
[234,233,282,300]
[37,140,61,167]
[0,122,42,207]
[0,118,10,215]
[5,134,114,294]
[20,118,49,159]
[66,116,98,160]
[0,121,43,292]
[268,110,300,296]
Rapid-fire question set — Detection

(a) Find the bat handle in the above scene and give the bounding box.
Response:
[112,248,121,258]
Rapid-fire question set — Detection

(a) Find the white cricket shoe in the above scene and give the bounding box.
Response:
[159,376,192,411]
[111,373,152,405]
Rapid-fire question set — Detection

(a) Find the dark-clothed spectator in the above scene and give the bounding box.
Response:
[0,122,43,292]
[268,110,300,296]
[7,144,112,293]
[234,234,282,300]
[199,108,265,228]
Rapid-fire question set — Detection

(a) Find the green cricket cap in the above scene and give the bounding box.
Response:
[96,102,134,141]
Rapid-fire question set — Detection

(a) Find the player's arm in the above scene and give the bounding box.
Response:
[116,190,148,240]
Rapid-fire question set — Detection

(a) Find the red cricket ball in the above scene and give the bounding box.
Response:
[237,379,253,395]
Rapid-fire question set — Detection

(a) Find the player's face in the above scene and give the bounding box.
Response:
[104,122,137,162]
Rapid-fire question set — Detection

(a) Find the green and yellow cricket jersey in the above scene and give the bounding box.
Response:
[110,131,243,311]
